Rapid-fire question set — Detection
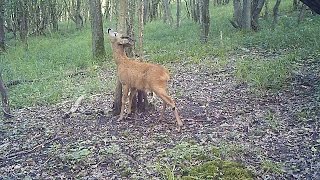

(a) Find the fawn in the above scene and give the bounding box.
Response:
[107,28,183,130]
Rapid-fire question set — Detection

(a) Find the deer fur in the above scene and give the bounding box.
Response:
[107,28,183,130]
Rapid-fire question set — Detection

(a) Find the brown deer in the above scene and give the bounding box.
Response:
[107,28,183,130]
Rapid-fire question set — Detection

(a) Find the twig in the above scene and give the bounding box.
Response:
[63,95,85,119]
[0,136,60,161]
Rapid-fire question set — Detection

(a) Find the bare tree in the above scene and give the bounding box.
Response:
[89,0,106,59]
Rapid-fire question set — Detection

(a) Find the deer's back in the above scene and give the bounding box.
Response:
[118,59,170,91]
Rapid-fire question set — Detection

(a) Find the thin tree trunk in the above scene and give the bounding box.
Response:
[233,0,242,28]
[176,0,181,28]
[0,0,5,52]
[89,0,106,59]
[251,0,265,31]
[0,72,12,118]
[272,0,281,29]
[18,0,28,49]
[113,0,128,115]
[200,0,210,43]
[75,0,83,30]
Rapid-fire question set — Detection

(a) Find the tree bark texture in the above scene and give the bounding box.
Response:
[200,0,210,43]
[272,0,281,29]
[242,0,251,30]
[251,0,265,31]
[89,0,106,59]
[0,72,11,118]
[112,0,127,115]
[176,0,181,28]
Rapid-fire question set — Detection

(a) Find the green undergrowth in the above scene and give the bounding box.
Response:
[156,142,254,180]
[235,54,296,90]
[1,1,319,108]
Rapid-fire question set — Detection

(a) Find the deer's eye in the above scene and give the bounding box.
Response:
[114,33,117,37]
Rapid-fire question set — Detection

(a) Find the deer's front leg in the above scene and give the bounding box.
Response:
[128,88,137,115]
[118,84,129,121]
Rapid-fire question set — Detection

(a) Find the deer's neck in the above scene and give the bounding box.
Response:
[111,44,128,65]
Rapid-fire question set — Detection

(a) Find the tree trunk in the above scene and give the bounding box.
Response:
[0,72,12,118]
[272,0,281,29]
[163,0,172,25]
[89,0,106,59]
[176,0,181,28]
[200,0,210,43]
[233,0,242,28]
[0,0,5,52]
[251,0,265,31]
[112,0,128,115]
[242,0,251,30]
[75,0,83,30]
[49,0,59,31]
[18,0,28,48]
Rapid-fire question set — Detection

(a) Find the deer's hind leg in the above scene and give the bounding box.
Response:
[154,88,183,128]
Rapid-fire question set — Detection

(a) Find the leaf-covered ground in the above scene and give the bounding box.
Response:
[0,48,319,179]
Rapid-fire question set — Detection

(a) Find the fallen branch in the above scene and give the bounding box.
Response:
[63,95,85,119]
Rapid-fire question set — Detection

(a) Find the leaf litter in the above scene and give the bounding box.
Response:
[0,48,319,179]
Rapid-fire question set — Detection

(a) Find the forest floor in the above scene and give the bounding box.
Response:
[0,47,319,179]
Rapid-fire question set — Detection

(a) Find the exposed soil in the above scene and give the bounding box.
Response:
[0,48,319,179]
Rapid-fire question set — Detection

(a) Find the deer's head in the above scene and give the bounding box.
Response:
[107,28,133,47]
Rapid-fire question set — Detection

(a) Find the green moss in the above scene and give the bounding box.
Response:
[182,160,254,180]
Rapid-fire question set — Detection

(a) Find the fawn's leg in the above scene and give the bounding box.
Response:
[159,101,167,121]
[154,89,183,129]
[128,88,137,114]
[119,84,129,121]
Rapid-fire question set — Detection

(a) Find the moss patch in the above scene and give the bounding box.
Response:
[182,160,254,180]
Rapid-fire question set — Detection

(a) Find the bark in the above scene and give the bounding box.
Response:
[251,0,265,31]
[163,0,172,25]
[18,0,28,48]
[75,0,83,30]
[176,0,181,28]
[49,0,59,31]
[0,72,12,118]
[200,0,210,43]
[232,0,242,28]
[242,0,251,30]
[89,0,106,59]
[0,0,5,52]
[113,0,127,115]
[272,0,281,29]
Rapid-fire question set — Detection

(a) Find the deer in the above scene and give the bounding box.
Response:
[107,28,183,131]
